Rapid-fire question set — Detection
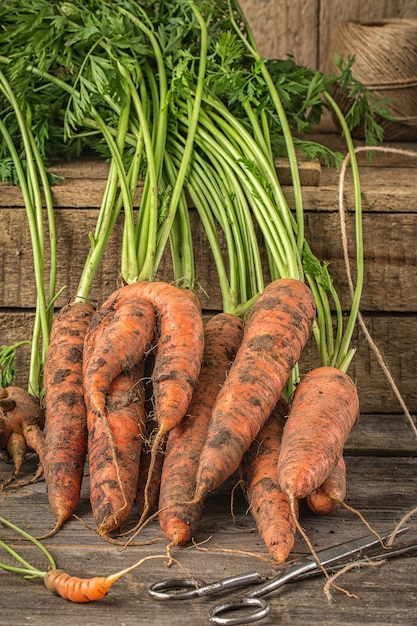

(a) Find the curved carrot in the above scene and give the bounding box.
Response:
[43,301,95,533]
[158,313,244,546]
[98,281,204,434]
[193,279,316,503]
[277,366,359,505]
[83,298,156,416]
[88,363,147,535]
[306,455,347,516]
[98,281,204,522]
[240,398,297,564]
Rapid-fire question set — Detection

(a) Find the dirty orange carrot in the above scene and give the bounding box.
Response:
[158,313,245,547]
[98,281,205,523]
[192,278,316,504]
[0,385,45,488]
[83,298,156,417]
[240,398,297,564]
[277,366,359,509]
[306,455,347,516]
[43,301,95,533]
[88,362,147,536]
[98,281,204,433]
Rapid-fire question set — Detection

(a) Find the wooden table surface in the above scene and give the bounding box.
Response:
[1,412,416,626]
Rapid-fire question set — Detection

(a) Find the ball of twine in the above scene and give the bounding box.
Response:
[326,19,417,141]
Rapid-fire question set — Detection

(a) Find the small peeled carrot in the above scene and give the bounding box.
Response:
[98,281,204,523]
[277,366,359,507]
[240,398,297,564]
[306,455,347,516]
[44,569,119,603]
[192,279,316,504]
[43,301,95,533]
[83,298,156,416]
[88,363,147,536]
[0,514,167,604]
[158,313,244,546]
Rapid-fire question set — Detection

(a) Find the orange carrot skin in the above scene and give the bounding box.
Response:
[240,399,297,564]
[83,298,156,416]
[306,455,347,515]
[194,279,316,501]
[43,302,95,527]
[44,569,112,602]
[98,282,204,435]
[88,364,146,535]
[277,367,359,502]
[158,313,245,545]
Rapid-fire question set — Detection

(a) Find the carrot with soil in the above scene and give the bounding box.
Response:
[192,278,316,506]
[88,362,147,536]
[0,386,45,489]
[240,398,297,564]
[277,366,359,527]
[94,281,205,524]
[83,298,156,416]
[306,455,347,516]
[42,302,95,533]
[158,312,245,548]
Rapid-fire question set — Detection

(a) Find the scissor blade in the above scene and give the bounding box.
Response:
[304,529,401,568]
[247,528,408,599]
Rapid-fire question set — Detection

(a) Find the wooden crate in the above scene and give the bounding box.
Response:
[1,135,416,415]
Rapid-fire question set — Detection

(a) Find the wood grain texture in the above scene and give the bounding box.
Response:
[1,450,416,625]
[239,0,319,65]
[238,0,417,69]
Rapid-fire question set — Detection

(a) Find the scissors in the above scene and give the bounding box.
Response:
[149,528,417,625]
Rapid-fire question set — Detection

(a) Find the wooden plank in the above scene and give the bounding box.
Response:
[3,310,417,415]
[1,202,417,312]
[238,0,319,66]
[1,453,416,625]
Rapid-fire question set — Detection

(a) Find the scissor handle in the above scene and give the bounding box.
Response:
[149,571,266,600]
[148,577,208,600]
[208,597,270,625]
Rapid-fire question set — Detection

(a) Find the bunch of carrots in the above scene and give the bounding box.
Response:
[0,0,374,571]
[39,272,360,569]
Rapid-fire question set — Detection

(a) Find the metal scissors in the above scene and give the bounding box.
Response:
[149,528,417,625]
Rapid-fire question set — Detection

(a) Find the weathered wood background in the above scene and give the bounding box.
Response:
[239,0,417,68]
